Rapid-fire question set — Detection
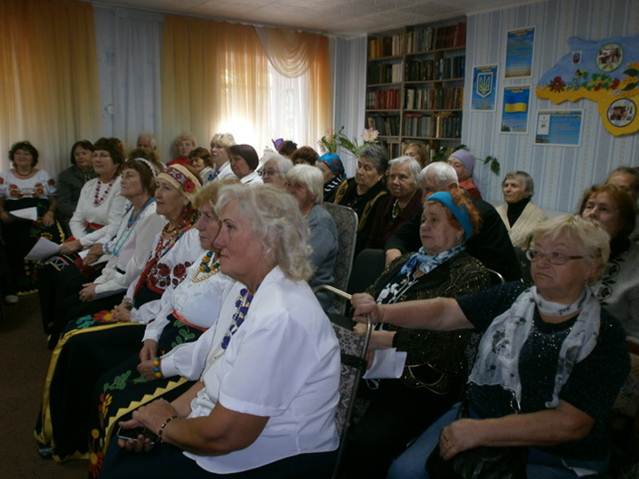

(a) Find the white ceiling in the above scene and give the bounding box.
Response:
[93,0,543,36]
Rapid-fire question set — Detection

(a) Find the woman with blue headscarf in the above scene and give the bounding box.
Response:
[317,152,345,203]
[339,189,491,478]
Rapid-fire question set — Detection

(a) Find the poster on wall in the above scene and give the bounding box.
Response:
[471,65,498,111]
[536,34,639,136]
[501,85,530,133]
[505,26,535,78]
[535,110,583,146]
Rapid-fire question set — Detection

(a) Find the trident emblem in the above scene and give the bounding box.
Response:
[476,72,493,98]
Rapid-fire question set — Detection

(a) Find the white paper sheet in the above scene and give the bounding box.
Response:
[9,207,38,221]
[25,237,61,261]
[362,348,407,380]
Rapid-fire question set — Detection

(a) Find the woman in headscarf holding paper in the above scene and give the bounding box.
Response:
[339,189,490,478]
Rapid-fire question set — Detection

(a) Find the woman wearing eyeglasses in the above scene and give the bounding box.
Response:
[353,215,629,479]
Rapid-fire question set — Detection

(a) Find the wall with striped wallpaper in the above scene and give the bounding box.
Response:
[463,0,639,213]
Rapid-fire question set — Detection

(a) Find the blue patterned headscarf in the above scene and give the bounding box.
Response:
[319,153,345,177]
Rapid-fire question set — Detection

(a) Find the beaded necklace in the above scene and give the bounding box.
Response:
[191,251,220,283]
[391,199,401,219]
[221,288,253,350]
[106,198,155,257]
[94,179,115,207]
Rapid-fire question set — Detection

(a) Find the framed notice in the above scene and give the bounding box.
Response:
[535,110,583,146]
[501,85,530,134]
[471,65,498,111]
[505,26,535,78]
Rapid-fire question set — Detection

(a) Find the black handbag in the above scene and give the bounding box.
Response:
[425,402,527,479]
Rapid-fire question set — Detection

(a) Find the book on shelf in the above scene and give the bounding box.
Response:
[403,113,462,139]
[404,86,463,110]
[366,88,400,110]
[406,55,465,81]
[405,22,465,53]
[367,63,404,84]
[368,32,406,59]
[366,114,400,137]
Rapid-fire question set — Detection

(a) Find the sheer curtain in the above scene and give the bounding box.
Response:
[330,36,367,177]
[0,0,100,175]
[94,6,163,154]
[162,16,331,157]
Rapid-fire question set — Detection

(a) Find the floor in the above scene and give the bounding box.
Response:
[0,293,85,478]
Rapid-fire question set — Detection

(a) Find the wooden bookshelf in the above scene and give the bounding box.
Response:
[366,18,466,162]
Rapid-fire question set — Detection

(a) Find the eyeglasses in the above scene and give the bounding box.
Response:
[259,169,278,178]
[525,249,586,265]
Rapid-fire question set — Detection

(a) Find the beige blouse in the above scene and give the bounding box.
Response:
[496,201,546,249]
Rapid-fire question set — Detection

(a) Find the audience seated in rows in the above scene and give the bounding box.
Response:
[85,181,236,477]
[385,161,522,282]
[38,149,163,344]
[354,215,629,478]
[496,170,546,249]
[35,164,203,461]
[101,185,340,479]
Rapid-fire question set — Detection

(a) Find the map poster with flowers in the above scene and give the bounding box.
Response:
[536,35,639,136]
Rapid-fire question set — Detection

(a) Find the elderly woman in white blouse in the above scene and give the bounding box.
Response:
[102,184,340,479]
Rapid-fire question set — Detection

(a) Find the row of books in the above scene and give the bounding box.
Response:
[366,88,401,109]
[406,56,465,81]
[404,86,463,110]
[403,113,462,139]
[366,115,400,137]
[367,63,403,84]
[368,33,405,59]
[369,22,466,58]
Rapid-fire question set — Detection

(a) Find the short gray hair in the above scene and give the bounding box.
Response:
[286,164,325,205]
[503,170,534,197]
[215,184,313,282]
[389,156,422,180]
[358,144,389,175]
[262,151,293,176]
[419,162,458,189]
[531,214,610,282]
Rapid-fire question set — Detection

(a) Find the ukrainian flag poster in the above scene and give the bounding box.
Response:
[501,85,530,133]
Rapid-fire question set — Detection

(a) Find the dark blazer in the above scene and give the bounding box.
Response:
[366,190,422,250]
[56,165,95,229]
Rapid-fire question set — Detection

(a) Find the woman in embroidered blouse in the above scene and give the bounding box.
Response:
[354,215,630,479]
[228,144,263,185]
[317,152,346,203]
[0,141,59,300]
[38,157,164,341]
[340,189,490,478]
[496,170,546,250]
[366,155,423,250]
[56,140,95,234]
[103,184,340,479]
[59,137,128,255]
[334,144,389,255]
[35,164,203,462]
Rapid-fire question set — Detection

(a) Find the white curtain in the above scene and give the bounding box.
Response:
[330,35,367,177]
[94,6,162,154]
